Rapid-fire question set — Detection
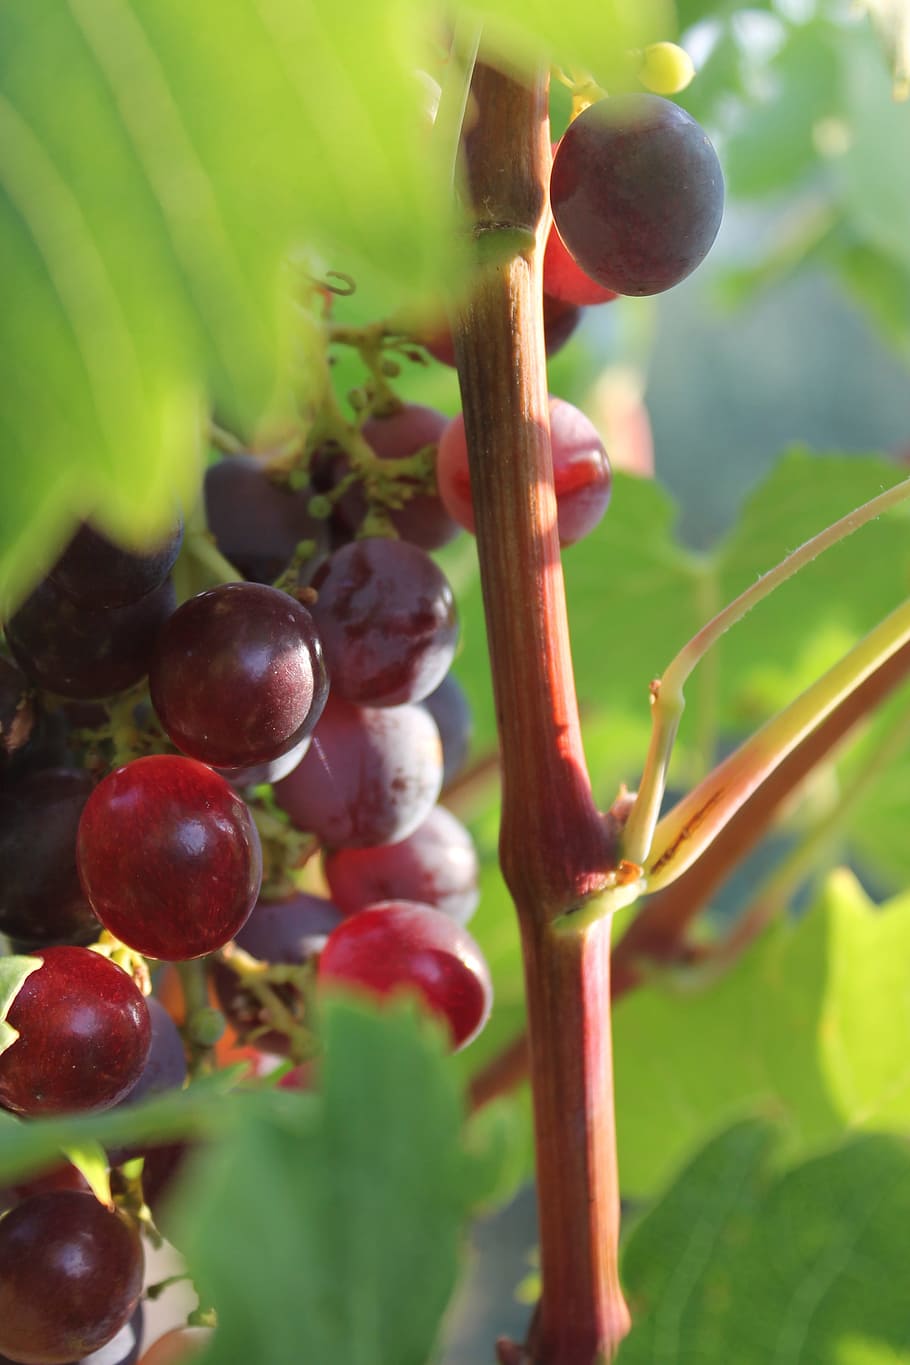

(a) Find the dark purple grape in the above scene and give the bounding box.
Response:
[6,575,176,700]
[419,675,472,789]
[0,658,34,761]
[0,768,99,946]
[116,998,187,1107]
[0,947,151,1117]
[149,582,329,769]
[212,892,344,1054]
[77,755,263,961]
[317,902,493,1049]
[50,517,183,610]
[273,695,443,848]
[333,404,460,550]
[310,538,457,708]
[324,805,479,924]
[550,94,724,296]
[204,456,329,584]
[0,1191,143,1365]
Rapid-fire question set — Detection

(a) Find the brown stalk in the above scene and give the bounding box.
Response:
[453,60,629,1364]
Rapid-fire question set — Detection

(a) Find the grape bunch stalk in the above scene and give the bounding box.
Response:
[0,44,725,1365]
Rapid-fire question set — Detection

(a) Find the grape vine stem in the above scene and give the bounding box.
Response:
[453,60,628,1363]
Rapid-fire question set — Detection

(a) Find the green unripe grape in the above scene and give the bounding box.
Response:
[638,42,695,96]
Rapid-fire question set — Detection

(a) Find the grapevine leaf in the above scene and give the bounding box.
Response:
[614,870,910,1197]
[0,956,41,1058]
[457,0,671,84]
[179,997,473,1365]
[617,1120,910,1363]
[0,0,458,611]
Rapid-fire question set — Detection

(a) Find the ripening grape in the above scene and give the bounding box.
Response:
[6,575,176,700]
[324,805,480,925]
[419,675,472,790]
[77,755,262,960]
[149,582,329,769]
[543,222,618,308]
[0,947,151,1117]
[550,94,724,296]
[273,696,443,848]
[0,769,99,946]
[437,398,612,546]
[204,455,329,585]
[333,403,460,550]
[309,539,457,708]
[0,1191,144,1365]
[50,517,184,610]
[138,1327,212,1365]
[317,902,493,1049]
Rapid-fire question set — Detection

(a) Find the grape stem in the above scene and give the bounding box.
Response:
[453,60,629,1363]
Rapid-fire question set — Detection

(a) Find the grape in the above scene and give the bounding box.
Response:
[6,575,176,700]
[273,696,443,848]
[212,892,343,1053]
[0,947,151,1117]
[0,658,34,761]
[215,733,310,790]
[0,1302,146,1365]
[77,756,262,961]
[437,397,612,546]
[543,223,618,308]
[50,518,183,610]
[149,582,329,769]
[204,455,329,584]
[317,902,493,1049]
[324,805,479,924]
[419,675,472,789]
[332,404,460,550]
[116,997,187,1107]
[638,42,695,96]
[550,94,724,296]
[0,769,99,946]
[310,538,457,707]
[0,1191,143,1365]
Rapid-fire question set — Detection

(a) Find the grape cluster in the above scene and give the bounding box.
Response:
[0,74,722,1362]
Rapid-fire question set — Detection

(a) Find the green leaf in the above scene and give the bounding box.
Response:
[618,1120,910,1362]
[60,1139,112,1207]
[180,997,473,1365]
[614,870,910,1197]
[0,1071,238,1184]
[0,0,459,610]
[459,0,672,84]
[0,955,41,1057]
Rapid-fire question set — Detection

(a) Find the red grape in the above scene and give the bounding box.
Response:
[550,94,724,296]
[204,455,329,585]
[0,769,99,946]
[317,902,492,1049]
[273,695,442,848]
[0,947,151,1117]
[77,756,262,961]
[437,398,612,546]
[149,582,329,769]
[0,1191,143,1365]
[324,805,479,924]
[333,404,460,550]
[6,576,176,701]
[310,539,457,707]
[543,221,618,307]
[50,518,183,610]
